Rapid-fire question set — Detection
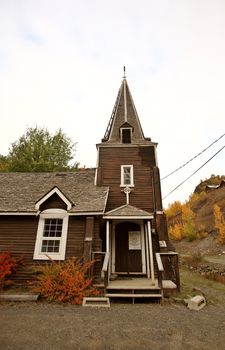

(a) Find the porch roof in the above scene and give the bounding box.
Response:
[103,204,154,219]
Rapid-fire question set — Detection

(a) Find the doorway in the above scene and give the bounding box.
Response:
[114,222,145,273]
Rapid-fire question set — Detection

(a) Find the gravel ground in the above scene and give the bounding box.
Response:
[1,301,225,350]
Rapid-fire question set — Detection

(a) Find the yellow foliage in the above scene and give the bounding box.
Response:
[166,201,197,241]
[214,204,225,244]
[169,223,183,241]
[165,201,182,220]
[181,203,195,221]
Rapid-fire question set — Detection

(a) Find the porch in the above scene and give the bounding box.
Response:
[92,251,179,302]
[92,213,180,302]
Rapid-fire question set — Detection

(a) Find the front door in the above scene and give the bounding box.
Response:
[115,222,142,273]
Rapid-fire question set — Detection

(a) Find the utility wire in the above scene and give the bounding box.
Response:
[162,144,225,200]
[161,132,225,180]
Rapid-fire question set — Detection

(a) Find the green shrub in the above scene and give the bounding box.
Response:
[183,217,197,241]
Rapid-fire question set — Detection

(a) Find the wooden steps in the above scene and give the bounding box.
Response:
[106,293,162,298]
[106,278,162,303]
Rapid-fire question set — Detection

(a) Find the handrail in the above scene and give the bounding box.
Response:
[101,252,110,293]
[157,252,180,292]
[102,252,110,273]
[155,253,163,291]
[155,253,164,272]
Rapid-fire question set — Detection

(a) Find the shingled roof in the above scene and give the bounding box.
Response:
[0,169,109,214]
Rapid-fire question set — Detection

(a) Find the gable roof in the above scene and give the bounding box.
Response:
[35,186,74,211]
[102,78,152,144]
[0,169,108,214]
[104,204,153,219]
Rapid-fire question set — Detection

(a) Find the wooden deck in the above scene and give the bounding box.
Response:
[107,277,176,290]
[106,277,160,302]
[107,277,159,289]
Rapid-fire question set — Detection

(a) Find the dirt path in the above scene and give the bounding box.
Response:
[1,301,225,350]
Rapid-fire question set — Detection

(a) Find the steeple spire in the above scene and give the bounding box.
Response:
[102,72,149,143]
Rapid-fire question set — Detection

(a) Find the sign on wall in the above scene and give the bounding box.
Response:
[129,231,141,250]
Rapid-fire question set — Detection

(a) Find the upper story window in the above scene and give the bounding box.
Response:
[121,165,134,187]
[121,128,132,143]
[33,209,69,260]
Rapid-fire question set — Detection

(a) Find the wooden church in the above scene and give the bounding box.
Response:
[0,73,179,301]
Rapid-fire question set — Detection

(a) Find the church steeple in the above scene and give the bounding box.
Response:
[102,72,150,144]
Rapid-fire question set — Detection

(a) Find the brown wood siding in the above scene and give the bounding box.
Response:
[153,167,163,211]
[0,216,39,285]
[66,217,85,258]
[40,193,67,210]
[98,146,156,212]
[0,215,92,284]
[0,216,38,262]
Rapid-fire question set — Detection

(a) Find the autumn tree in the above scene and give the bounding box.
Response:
[166,201,197,241]
[168,223,183,241]
[214,204,225,244]
[181,204,197,241]
[4,127,79,172]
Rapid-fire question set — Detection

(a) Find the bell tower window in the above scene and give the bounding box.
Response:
[121,165,134,187]
[121,128,132,143]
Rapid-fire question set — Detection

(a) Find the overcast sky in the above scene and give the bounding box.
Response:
[1,0,225,207]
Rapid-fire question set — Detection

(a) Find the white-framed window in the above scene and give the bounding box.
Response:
[121,165,134,187]
[33,209,69,260]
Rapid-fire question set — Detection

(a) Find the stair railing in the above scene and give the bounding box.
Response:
[102,252,110,293]
[159,252,180,292]
[155,253,164,290]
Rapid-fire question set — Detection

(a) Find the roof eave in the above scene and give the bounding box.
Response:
[103,215,154,219]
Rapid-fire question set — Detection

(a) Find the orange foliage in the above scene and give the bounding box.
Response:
[33,257,99,304]
[0,252,24,290]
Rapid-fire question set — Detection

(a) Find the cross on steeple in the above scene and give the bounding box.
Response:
[123,66,126,79]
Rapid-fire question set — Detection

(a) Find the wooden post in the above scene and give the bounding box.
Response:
[147,220,155,285]
[105,220,111,284]
[106,220,110,253]
[145,223,150,279]
[83,217,94,264]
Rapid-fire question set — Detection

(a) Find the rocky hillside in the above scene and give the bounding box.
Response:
[192,186,225,234]
[166,175,225,243]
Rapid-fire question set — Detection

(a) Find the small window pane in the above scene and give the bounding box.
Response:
[124,167,131,185]
[43,219,63,237]
[41,240,60,253]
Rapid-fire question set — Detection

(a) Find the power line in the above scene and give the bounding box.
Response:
[162,144,225,200]
[161,132,225,180]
